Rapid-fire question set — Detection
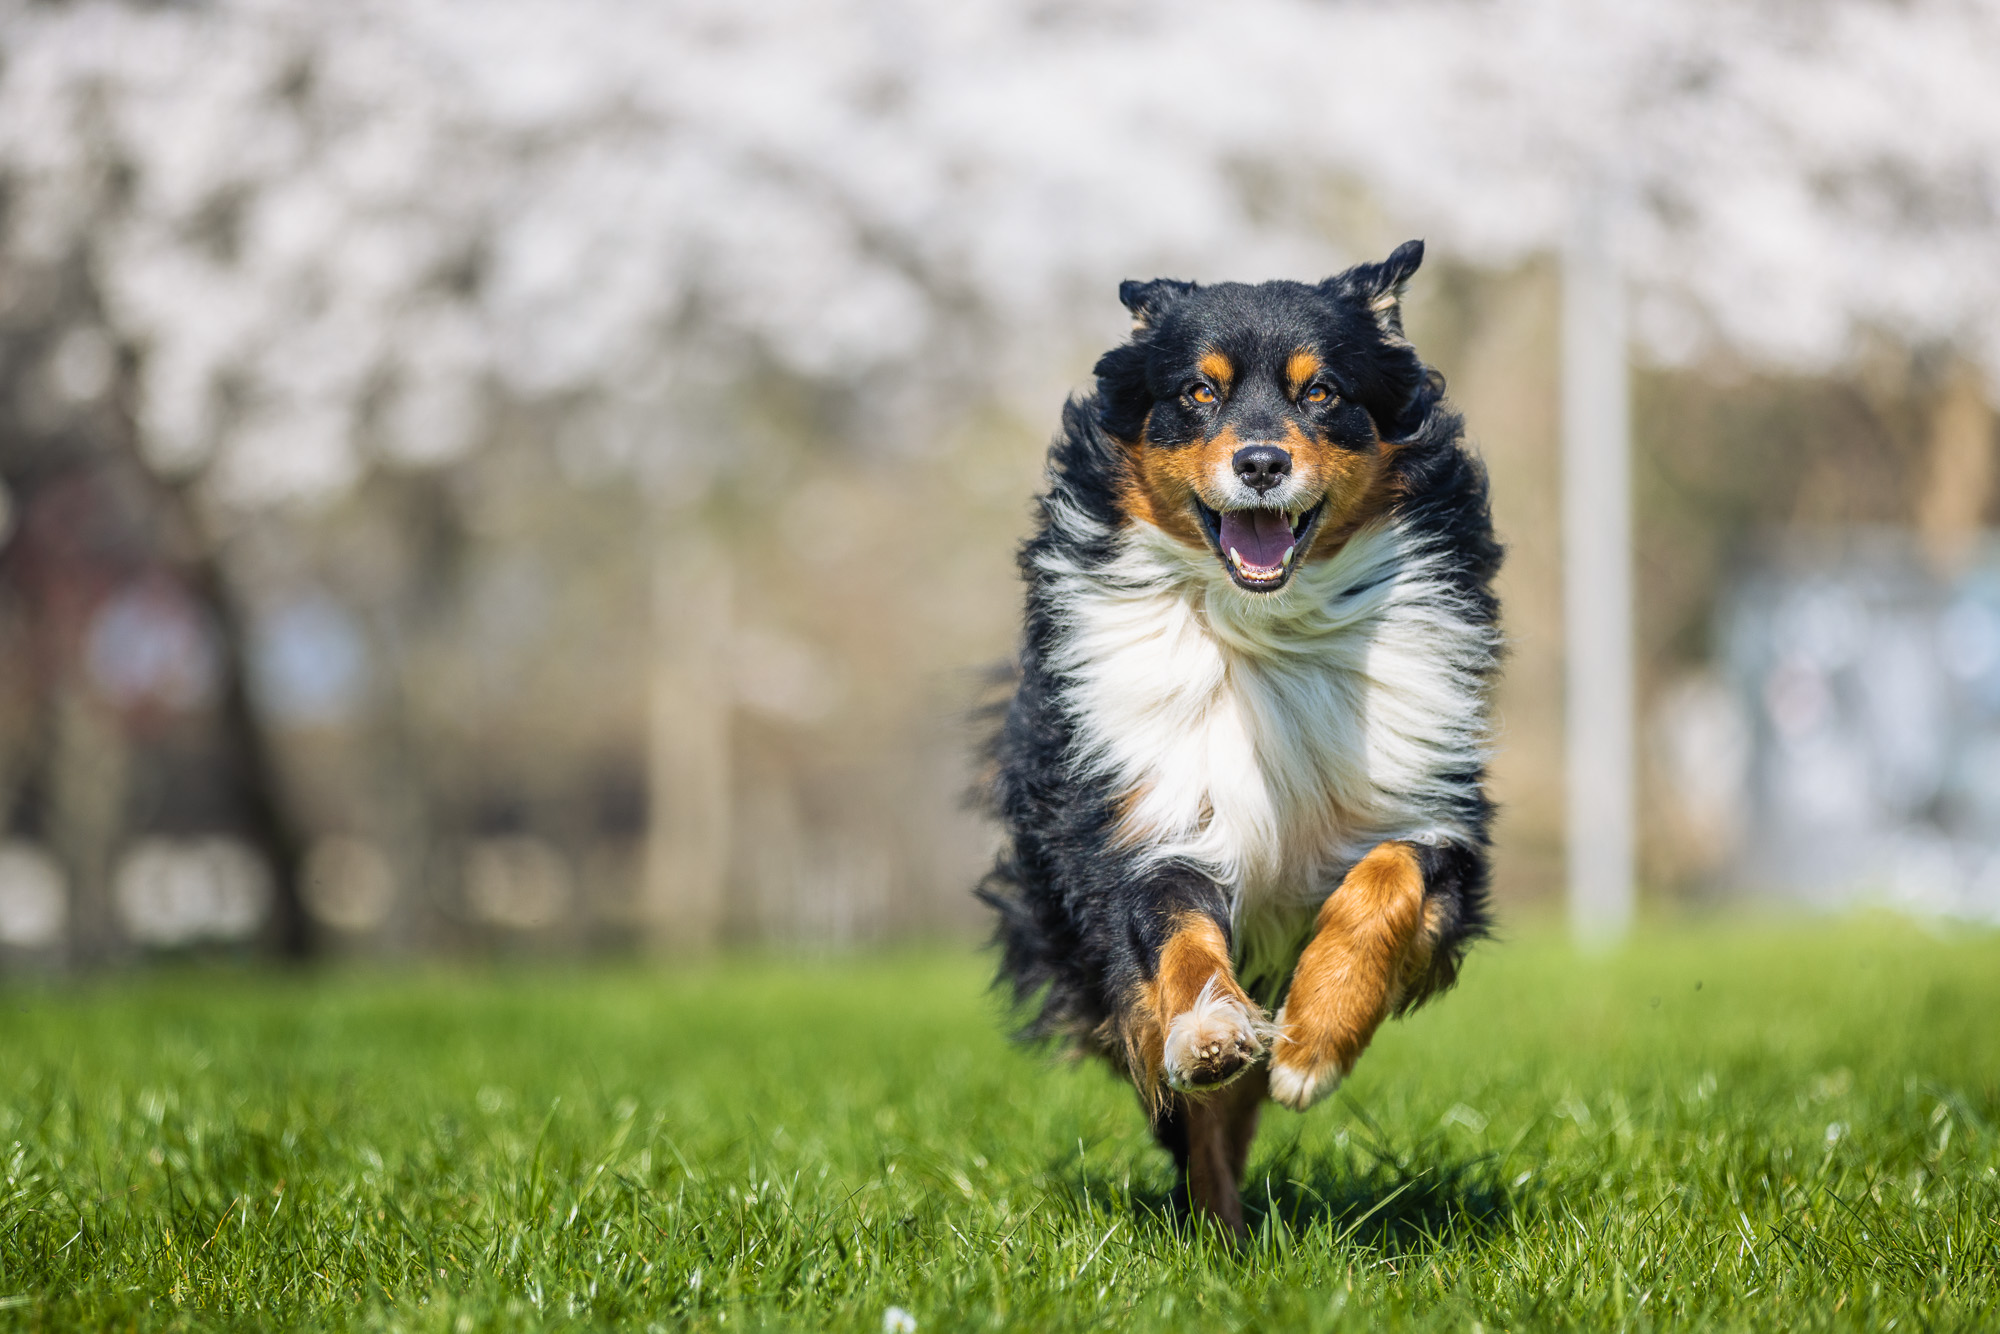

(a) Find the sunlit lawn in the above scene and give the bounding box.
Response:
[1,916,1996,1332]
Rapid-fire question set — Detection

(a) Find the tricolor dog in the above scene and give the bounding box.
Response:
[980,241,1501,1238]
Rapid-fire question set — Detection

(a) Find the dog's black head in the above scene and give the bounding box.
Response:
[1094,240,1436,593]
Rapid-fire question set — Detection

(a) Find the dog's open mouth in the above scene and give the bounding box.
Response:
[1194,499,1326,592]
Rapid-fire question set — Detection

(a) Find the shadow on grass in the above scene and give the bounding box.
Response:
[1060,1097,1521,1255]
[1246,1148,1513,1252]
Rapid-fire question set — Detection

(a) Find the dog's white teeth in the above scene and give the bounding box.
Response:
[1228,547,1244,573]
[1282,545,1295,568]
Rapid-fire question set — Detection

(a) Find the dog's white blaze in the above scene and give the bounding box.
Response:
[1207,460,1310,513]
[1041,515,1495,995]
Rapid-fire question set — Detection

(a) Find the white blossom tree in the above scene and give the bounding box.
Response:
[2,0,1995,947]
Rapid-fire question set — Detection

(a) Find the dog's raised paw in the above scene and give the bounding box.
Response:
[1266,1007,1349,1111]
[1266,1053,1342,1111]
[1162,980,1267,1092]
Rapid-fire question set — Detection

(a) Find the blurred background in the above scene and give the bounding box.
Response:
[0,0,1997,968]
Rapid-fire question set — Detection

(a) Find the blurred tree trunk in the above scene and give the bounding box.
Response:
[172,507,315,959]
[643,520,732,951]
[1916,358,1996,574]
[103,390,318,959]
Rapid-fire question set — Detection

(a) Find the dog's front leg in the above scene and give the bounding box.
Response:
[1118,900,1269,1238]
[1122,909,1267,1096]
[1268,841,1440,1111]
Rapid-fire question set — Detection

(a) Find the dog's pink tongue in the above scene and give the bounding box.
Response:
[1219,509,1292,569]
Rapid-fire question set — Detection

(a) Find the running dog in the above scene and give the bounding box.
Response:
[980,241,1500,1238]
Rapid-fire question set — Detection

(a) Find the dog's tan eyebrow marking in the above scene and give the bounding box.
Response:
[1197,350,1234,389]
[1286,349,1323,396]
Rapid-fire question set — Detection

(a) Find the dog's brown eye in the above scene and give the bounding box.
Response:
[1305,385,1332,404]
[1189,384,1217,404]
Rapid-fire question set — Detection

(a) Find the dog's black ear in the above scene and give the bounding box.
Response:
[1327,239,1424,338]
[1118,278,1197,331]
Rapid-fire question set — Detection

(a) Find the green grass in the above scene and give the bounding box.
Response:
[1,919,1996,1332]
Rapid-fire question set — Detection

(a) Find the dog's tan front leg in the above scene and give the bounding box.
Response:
[1125,913,1267,1096]
[1268,842,1436,1111]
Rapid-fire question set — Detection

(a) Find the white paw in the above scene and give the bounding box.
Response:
[1162,980,1267,1092]
[1266,1006,1345,1111]
[1266,1055,1342,1111]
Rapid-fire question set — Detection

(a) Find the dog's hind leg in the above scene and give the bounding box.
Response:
[1267,841,1444,1112]
[1159,1066,1268,1242]
[1220,1063,1268,1189]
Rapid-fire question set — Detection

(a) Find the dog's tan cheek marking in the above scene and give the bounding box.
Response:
[1191,425,1249,509]
[1278,842,1427,1077]
[1271,418,1386,555]
[1119,429,1230,549]
[1301,431,1398,564]
[1274,419,1329,496]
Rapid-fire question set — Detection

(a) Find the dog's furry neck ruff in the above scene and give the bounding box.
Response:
[1036,505,1496,998]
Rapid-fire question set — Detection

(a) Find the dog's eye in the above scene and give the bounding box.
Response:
[1304,384,1333,404]
[1188,384,1217,405]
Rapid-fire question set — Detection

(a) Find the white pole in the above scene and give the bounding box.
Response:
[1562,186,1636,947]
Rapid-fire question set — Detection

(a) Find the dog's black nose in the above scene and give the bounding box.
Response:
[1232,445,1292,493]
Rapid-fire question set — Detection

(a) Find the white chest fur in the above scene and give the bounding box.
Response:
[1041,517,1495,992]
